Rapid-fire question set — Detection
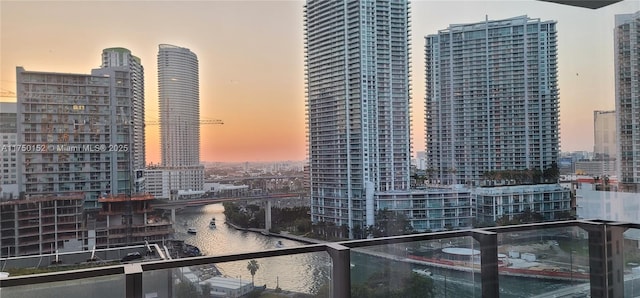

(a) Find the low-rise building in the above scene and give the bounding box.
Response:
[474,184,572,224]
[91,193,173,248]
[0,193,84,256]
[199,276,254,298]
[144,167,204,200]
[376,187,474,232]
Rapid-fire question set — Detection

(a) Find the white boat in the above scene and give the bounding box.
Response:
[187,227,197,234]
[412,268,433,277]
[209,218,216,228]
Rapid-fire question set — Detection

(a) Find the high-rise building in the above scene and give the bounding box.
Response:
[16,66,134,207]
[425,16,559,184]
[0,102,18,199]
[101,48,146,184]
[615,11,640,192]
[594,110,616,159]
[154,44,204,199]
[305,0,412,234]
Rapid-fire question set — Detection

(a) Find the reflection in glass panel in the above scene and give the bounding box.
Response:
[498,227,590,297]
[142,252,331,298]
[351,237,480,298]
[0,275,124,298]
[623,228,640,297]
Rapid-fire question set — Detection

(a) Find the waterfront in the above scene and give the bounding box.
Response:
[173,204,331,295]
[174,204,578,297]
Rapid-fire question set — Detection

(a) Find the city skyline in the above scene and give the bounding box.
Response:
[2,0,639,163]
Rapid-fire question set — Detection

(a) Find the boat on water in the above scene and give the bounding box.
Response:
[275,240,284,248]
[187,227,197,234]
[209,218,216,228]
[412,268,433,277]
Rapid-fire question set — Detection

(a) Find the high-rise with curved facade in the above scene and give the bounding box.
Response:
[158,44,200,167]
[154,44,204,198]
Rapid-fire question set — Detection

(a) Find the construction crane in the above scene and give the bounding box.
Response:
[0,88,16,99]
[145,119,224,126]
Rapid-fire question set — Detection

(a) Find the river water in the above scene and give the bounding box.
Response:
[173,204,575,297]
[173,204,331,295]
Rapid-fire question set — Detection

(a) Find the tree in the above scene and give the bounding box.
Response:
[369,209,413,237]
[200,283,212,298]
[351,262,436,298]
[175,281,199,298]
[403,273,435,298]
[247,259,260,285]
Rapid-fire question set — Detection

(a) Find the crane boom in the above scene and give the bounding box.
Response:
[145,119,223,125]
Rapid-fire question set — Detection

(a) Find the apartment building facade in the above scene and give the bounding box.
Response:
[0,102,18,199]
[305,0,412,234]
[615,11,640,192]
[16,67,134,208]
[425,16,560,185]
[101,47,146,193]
[376,187,474,232]
[475,184,571,224]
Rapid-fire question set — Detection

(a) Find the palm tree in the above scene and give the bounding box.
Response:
[247,259,260,285]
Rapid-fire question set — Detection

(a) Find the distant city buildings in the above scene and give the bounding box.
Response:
[305,0,412,235]
[415,151,427,171]
[425,16,559,185]
[615,11,640,192]
[594,110,617,159]
[148,44,204,199]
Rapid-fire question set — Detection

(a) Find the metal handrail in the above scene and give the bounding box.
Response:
[0,219,633,298]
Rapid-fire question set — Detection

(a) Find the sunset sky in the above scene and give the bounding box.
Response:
[2,0,639,163]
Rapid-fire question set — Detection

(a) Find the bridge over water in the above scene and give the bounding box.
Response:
[152,193,307,230]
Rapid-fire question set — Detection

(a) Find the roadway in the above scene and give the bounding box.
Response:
[151,193,304,209]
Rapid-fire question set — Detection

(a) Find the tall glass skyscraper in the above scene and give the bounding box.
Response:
[425,16,559,185]
[156,44,204,197]
[158,44,200,167]
[615,11,640,192]
[101,48,145,171]
[100,48,146,193]
[305,0,412,235]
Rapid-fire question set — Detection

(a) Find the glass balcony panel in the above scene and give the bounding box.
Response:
[623,228,640,297]
[498,226,590,297]
[0,275,124,298]
[351,237,480,297]
[142,252,331,298]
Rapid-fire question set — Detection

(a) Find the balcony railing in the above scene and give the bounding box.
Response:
[1,219,639,297]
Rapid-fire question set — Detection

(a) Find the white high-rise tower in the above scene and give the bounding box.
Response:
[425,16,560,184]
[155,44,203,198]
[615,11,640,192]
[158,44,200,167]
[305,0,412,235]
